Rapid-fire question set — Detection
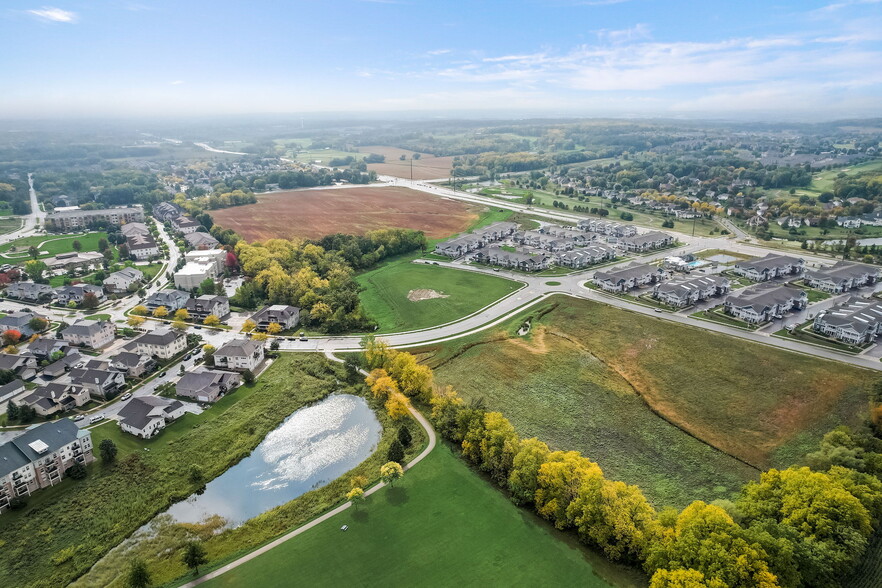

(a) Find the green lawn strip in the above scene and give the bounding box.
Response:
[690,308,759,331]
[417,295,876,508]
[356,260,522,333]
[200,444,643,588]
[0,232,109,258]
[785,280,832,303]
[83,313,111,321]
[0,355,363,588]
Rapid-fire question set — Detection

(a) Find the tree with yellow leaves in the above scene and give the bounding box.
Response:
[508,438,550,506]
[534,451,604,530]
[131,305,149,316]
[346,487,365,510]
[171,319,188,331]
[203,314,220,326]
[266,322,282,335]
[252,332,268,342]
[152,306,168,318]
[370,373,399,401]
[241,319,256,333]
[127,315,145,328]
[363,335,396,370]
[649,569,726,588]
[380,461,404,487]
[174,308,190,321]
[384,391,409,420]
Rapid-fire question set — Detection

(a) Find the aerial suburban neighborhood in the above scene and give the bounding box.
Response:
[3,2,882,586]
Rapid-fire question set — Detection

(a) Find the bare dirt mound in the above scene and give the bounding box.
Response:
[407,289,449,302]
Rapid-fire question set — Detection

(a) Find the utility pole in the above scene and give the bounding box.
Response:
[692,214,697,237]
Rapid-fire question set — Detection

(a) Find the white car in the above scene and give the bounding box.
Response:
[120,393,132,401]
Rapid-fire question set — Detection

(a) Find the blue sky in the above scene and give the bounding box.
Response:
[2,0,881,119]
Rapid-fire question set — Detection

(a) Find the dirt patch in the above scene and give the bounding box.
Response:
[507,326,551,354]
[210,186,483,241]
[358,146,455,180]
[407,289,449,302]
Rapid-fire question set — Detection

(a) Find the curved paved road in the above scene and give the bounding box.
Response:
[180,352,437,587]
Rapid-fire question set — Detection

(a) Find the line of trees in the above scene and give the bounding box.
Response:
[363,341,882,588]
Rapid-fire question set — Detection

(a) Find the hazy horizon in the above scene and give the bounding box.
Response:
[2,0,881,120]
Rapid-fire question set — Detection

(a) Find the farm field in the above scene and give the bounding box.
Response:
[210,186,484,241]
[356,260,522,333]
[358,145,455,180]
[202,444,644,588]
[416,296,876,508]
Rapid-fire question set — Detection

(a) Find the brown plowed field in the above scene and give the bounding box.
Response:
[210,186,483,241]
[358,145,455,180]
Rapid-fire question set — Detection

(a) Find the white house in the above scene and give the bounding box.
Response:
[61,319,116,349]
[103,267,144,293]
[118,397,186,438]
[213,339,264,372]
[132,328,187,360]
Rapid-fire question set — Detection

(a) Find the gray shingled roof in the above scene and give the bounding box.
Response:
[118,396,182,430]
[0,420,82,477]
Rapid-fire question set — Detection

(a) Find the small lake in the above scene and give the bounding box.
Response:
[166,393,381,526]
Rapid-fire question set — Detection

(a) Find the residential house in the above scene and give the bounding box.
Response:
[0,310,49,338]
[813,297,882,345]
[0,420,93,511]
[103,267,143,293]
[213,339,264,372]
[19,382,90,416]
[61,319,116,349]
[836,216,863,228]
[145,289,190,313]
[45,206,144,230]
[68,368,126,400]
[132,328,187,360]
[153,201,184,222]
[126,233,160,260]
[577,219,638,237]
[0,380,26,411]
[592,263,662,292]
[175,250,226,290]
[55,284,106,306]
[733,254,804,282]
[42,352,83,380]
[175,368,241,403]
[803,261,881,294]
[541,225,594,244]
[110,351,155,378]
[653,275,731,308]
[434,234,483,257]
[618,231,675,253]
[0,353,39,380]
[118,397,186,438]
[26,338,69,361]
[120,222,150,238]
[723,284,808,324]
[476,247,551,271]
[171,216,201,234]
[515,231,576,252]
[251,305,300,331]
[184,231,220,250]
[185,295,230,321]
[553,244,616,269]
[5,282,54,302]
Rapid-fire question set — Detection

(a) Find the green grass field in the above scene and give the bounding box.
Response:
[202,444,645,588]
[356,261,522,333]
[417,296,876,508]
[0,232,110,258]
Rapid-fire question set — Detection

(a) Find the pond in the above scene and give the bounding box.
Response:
[75,394,382,587]
[167,393,382,526]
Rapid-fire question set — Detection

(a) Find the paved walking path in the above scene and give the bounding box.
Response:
[180,352,437,587]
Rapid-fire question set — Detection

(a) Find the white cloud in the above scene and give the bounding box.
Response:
[427,49,451,55]
[597,23,651,44]
[27,7,77,23]
[169,80,184,85]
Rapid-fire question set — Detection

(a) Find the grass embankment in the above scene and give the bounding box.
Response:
[356,261,521,333]
[0,355,371,588]
[201,444,645,588]
[416,296,876,508]
[73,357,427,588]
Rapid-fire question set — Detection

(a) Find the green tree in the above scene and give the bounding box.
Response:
[28,245,39,259]
[126,558,151,588]
[387,439,405,463]
[182,541,208,575]
[397,425,412,448]
[535,451,603,529]
[199,278,217,296]
[6,400,19,421]
[81,292,100,310]
[189,464,204,484]
[24,259,47,282]
[242,369,255,384]
[99,439,118,464]
[27,316,48,333]
[72,240,82,252]
[65,462,87,480]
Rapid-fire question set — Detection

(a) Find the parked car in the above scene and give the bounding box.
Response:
[159,371,167,377]
[72,414,85,422]
[89,414,105,424]
[299,332,308,341]
[120,392,132,401]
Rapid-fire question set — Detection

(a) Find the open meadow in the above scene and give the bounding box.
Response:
[358,145,455,180]
[415,296,877,508]
[202,444,645,588]
[356,260,522,333]
[210,186,483,242]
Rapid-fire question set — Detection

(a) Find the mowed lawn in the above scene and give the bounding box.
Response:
[203,445,642,588]
[418,296,877,508]
[357,261,522,333]
[0,231,109,258]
